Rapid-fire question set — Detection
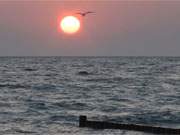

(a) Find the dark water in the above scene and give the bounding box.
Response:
[0,57,180,135]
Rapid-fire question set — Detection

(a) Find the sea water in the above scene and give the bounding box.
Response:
[0,57,180,135]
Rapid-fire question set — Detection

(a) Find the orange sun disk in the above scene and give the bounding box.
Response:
[60,16,80,34]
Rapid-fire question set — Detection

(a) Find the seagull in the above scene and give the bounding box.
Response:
[76,11,95,17]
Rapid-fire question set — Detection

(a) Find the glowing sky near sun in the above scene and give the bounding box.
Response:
[0,1,180,56]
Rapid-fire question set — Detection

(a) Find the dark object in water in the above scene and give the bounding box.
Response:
[24,68,36,71]
[78,71,89,75]
[79,115,180,134]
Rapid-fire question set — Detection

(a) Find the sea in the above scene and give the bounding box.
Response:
[0,57,180,135]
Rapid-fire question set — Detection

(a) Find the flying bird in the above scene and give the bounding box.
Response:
[76,11,95,17]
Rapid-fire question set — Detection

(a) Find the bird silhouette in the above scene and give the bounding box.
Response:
[76,11,95,17]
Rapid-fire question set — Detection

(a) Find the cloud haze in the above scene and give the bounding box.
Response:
[0,1,180,56]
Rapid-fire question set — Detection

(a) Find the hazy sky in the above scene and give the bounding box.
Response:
[0,1,180,56]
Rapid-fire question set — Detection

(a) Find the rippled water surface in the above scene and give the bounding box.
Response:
[0,57,180,135]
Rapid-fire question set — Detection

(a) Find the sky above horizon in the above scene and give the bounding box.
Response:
[0,1,180,56]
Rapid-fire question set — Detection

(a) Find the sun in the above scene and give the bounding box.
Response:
[60,16,80,34]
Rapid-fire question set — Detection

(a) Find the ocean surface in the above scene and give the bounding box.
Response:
[0,57,180,135]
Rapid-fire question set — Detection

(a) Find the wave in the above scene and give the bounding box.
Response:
[86,76,136,84]
[32,84,58,91]
[0,83,30,89]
